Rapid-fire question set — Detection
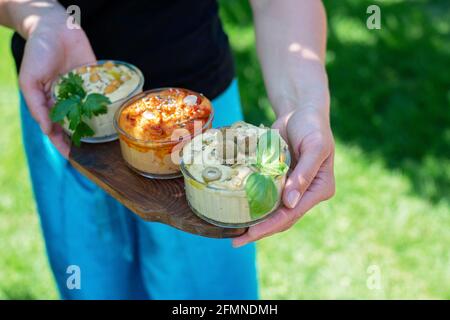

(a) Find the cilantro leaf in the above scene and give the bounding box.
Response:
[82,93,110,118]
[72,121,95,147]
[245,172,279,219]
[49,96,81,123]
[67,104,82,131]
[57,72,86,100]
[51,71,111,145]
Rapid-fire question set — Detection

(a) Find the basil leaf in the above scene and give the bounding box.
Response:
[255,130,289,176]
[49,96,81,123]
[259,162,289,176]
[257,130,283,166]
[245,172,279,219]
[72,121,95,147]
[82,93,110,118]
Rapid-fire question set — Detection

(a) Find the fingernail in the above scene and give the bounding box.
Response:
[233,238,250,248]
[286,190,301,208]
[232,241,244,248]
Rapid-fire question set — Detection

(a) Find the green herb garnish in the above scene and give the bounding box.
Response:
[245,130,289,218]
[255,131,289,176]
[245,172,279,219]
[50,72,111,146]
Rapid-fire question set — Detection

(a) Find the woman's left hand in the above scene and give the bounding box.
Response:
[233,106,335,247]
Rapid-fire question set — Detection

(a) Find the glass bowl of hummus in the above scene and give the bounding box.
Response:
[52,60,144,143]
[114,88,214,179]
[180,122,291,228]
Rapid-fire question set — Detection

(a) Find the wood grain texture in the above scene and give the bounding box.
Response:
[69,141,247,238]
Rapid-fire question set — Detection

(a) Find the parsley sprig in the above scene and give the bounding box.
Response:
[50,72,111,146]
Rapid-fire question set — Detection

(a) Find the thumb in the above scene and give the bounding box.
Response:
[272,111,293,142]
[19,74,52,135]
[282,146,326,208]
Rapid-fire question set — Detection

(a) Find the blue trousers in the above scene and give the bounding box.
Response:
[20,80,258,299]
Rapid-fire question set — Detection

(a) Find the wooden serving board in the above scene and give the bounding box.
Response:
[69,141,247,238]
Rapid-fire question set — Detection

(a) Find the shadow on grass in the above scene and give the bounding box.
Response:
[220,0,450,204]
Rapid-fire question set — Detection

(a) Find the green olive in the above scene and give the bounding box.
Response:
[202,167,222,182]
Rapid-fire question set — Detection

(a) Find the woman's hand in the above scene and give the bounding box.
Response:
[18,3,95,157]
[233,105,335,247]
[233,0,334,247]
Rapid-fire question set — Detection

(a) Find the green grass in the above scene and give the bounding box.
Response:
[0,28,57,299]
[0,0,449,299]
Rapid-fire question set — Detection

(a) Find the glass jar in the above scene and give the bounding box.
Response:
[114,88,214,179]
[52,60,144,143]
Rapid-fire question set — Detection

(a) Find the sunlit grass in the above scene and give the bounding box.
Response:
[0,27,57,299]
[258,143,450,299]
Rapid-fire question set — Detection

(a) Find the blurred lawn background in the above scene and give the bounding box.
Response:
[0,0,449,299]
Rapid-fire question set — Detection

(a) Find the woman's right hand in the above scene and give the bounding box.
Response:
[19,6,96,158]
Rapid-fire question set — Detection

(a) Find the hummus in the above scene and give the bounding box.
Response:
[181,122,290,227]
[53,60,144,142]
[114,88,213,179]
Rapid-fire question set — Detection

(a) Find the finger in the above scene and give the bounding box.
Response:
[272,111,293,141]
[48,125,71,159]
[19,74,52,135]
[233,183,328,248]
[313,154,336,201]
[283,147,326,208]
[233,151,336,248]
[233,206,293,247]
